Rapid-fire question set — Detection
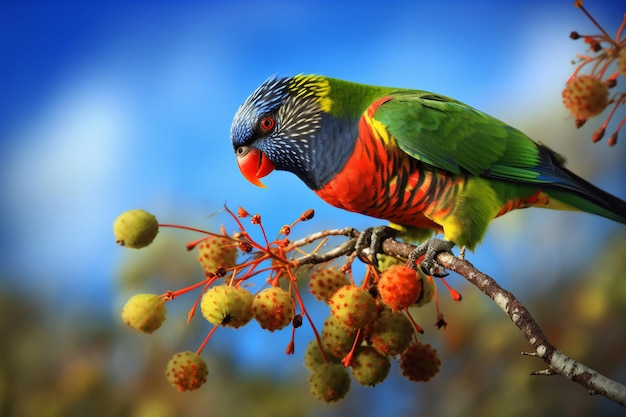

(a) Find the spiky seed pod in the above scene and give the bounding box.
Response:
[414,272,435,307]
[366,309,413,356]
[308,363,351,403]
[113,209,158,249]
[308,266,349,303]
[349,346,391,387]
[618,47,626,79]
[400,342,441,383]
[321,314,362,359]
[165,351,208,392]
[121,293,166,334]
[303,339,340,371]
[197,235,238,273]
[328,285,376,330]
[252,287,295,331]
[562,75,609,120]
[200,285,253,328]
[377,265,422,311]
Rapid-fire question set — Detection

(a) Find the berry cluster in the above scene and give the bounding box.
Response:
[114,207,455,401]
[563,1,625,145]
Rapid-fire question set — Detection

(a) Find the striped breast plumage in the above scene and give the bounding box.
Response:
[315,97,464,233]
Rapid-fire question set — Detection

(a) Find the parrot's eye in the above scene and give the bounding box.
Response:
[259,116,276,132]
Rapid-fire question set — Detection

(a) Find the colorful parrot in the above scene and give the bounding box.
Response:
[230,74,626,272]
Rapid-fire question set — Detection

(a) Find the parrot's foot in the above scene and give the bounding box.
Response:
[408,238,455,276]
[355,225,400,268]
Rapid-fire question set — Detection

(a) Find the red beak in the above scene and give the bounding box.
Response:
[236,147,276,188]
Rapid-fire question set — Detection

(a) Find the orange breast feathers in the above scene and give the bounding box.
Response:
[315,97,444,231]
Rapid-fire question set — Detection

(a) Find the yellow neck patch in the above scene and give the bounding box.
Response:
[289,75,333,113]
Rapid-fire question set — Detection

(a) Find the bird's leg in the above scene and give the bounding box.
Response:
[407,238,455,277]
[355,225,400,268]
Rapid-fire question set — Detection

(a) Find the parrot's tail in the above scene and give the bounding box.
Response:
[545,167,626,225]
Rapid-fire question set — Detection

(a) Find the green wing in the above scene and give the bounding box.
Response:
[373,92,563,184]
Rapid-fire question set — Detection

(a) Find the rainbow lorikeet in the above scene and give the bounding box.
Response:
[230,74,626,272]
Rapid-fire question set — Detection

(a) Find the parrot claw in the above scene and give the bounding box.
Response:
[407,238,455,277]
[355,226,400,268]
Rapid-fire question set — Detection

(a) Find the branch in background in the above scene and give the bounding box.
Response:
[297,232,626,407]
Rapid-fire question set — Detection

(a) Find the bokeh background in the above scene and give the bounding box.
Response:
[1,0,625,416]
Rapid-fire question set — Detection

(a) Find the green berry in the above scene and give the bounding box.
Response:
[165,351,208,392]
[197,235,238,273]
[121,293,166,334]
[400,342,441,382]
[252,287,295,331]
[329,285,376,330]
[366,310,413,356]
[113,209,158,249]
[308,363,351,403]
[414,272,435,307]
[350,346,391,387]
[303,340,339,371]
[308,266,349,303]
[321,314,361,359]
[378,265,422,311]
[200,285,253,328]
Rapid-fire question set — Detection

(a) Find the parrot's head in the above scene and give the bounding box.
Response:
[230,75,347,190]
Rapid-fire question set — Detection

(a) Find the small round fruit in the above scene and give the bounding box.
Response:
[121,293,166,334]
[321,314,362,359]
[304,340,340,371]
[113,209,158,249]
[414,272,435,307]
[562,75,609,120]
[252,287,295,331]
[165,351,208,392]
[366,310,413,356]
[309,266,349,303]
[350,346,391,387]
[378,265,422,311]
[200,285,253,328]
[308,363,351,403]
[197,235,238,273]
[400,342,441,382]
[329,285,376,330]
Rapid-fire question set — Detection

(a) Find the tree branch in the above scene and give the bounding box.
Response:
[380,238,626,406]
[296,231,626,406]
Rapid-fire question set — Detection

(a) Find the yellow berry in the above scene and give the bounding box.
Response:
[113,209,158,249]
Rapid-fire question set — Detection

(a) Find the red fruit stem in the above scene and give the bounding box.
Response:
[196,324,219,356]
[440,277,462,302]
[186,277,220,324]
[341,328,362,367]
[404,309,425,335]
[577,3,616,48]
[285,265,328,364]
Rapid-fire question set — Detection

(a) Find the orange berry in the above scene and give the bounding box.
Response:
[562,75,609,120]
[377,265,422,311]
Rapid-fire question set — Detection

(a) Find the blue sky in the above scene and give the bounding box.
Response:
[0,0,624,380]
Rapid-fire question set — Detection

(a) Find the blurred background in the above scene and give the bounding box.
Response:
[1,0,625,416]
